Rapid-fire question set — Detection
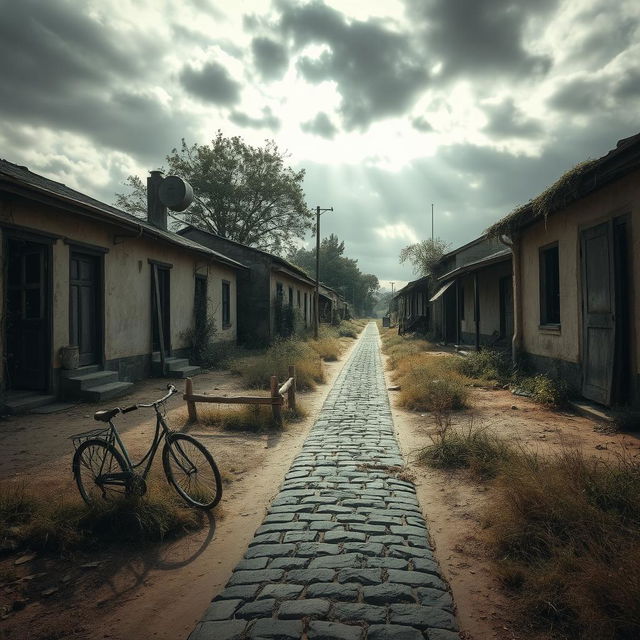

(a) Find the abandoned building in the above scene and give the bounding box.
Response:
[0,161,244,412]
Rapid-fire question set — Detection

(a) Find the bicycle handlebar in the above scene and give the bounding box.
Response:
[136,384,178,408]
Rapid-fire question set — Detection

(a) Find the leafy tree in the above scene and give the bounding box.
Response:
[289,234,380,316]
[115,132,313,253]
[399,237,450,277]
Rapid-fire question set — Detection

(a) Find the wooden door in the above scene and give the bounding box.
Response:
[581,222,615,405]
[70,252,101,366]
[6,238,50,390]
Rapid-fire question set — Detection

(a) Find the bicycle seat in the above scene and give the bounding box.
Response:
[94,408,120,422]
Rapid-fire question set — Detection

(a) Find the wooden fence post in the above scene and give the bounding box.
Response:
[271,375,282,426]
[185,377,198,423]
[288,365,296,413]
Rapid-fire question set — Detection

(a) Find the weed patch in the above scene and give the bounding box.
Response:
[0,480,205,554]
[231,338,324,390]
[456,349,512,383]
[194,401,307,432]
[514,373,568,407]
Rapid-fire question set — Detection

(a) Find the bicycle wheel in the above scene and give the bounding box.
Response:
[73,439,128,506]
[162,434,222,509]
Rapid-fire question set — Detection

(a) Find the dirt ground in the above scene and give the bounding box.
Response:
[384,345,640,640]
[0,337,358,640]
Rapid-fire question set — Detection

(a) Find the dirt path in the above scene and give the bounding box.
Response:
[0,338,359,640]
[383,345,640,640]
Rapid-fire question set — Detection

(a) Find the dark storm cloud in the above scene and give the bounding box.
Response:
[0,0,194,160]
[274,0,428,130]
[483,99,543,138]
[179,61,242,105]
[404,0,556,79]
[252,37,289,80]
[411,116,433,132]
[301,113,338,139]
[230,107,281,130]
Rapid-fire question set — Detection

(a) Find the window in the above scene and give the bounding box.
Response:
[288,286,293,307]
[222,280,231,328]
[297,290,301,307]
[194,275,207,334]
[276,282,283,301]
[458,285,465,321]
[304,292,308,326]
[540,244,560,325]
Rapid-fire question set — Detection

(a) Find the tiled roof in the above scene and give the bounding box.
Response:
[0,160,246,270]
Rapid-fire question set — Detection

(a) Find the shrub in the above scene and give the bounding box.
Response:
[337,320,359,338]
[394,354,469,412]
[195,401,307,432]
[456,348,512,383]
[231,338,324,390]
[516,373,568,407]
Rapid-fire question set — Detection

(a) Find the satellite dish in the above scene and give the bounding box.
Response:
[158,175,194,212]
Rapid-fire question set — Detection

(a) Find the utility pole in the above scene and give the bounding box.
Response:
[314,205,333,339]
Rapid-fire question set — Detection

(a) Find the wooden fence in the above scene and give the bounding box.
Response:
[183,365,296,426]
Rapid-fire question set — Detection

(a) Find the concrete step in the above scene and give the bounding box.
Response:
[59,364,101,380]
[168,365,201,379]
[152,356,196,377]
[63,370,119,392]
[5,393,58,415]
[82,381,134,402]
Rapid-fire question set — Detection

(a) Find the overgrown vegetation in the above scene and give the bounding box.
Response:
[0,480,204,554]
[232,338,325,390]
[514,372,568,407]
[456,348,512,384]
[193,402,307,432]
[419,420,640,639]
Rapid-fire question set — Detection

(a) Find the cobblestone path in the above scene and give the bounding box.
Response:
[189,323,458,640]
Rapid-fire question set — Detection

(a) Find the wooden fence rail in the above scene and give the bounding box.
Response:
[183,364,296,426]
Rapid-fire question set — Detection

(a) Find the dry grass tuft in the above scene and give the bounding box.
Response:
[231,338,324,390]
[194,401,307,432]
[0,479,205,554]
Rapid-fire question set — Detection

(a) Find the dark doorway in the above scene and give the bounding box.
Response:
[443,287,457,344]
[499,276,514,340]
[151,265,171,354]
[5,237,50,391]
[70,252,101,366]
[613,217,632,405]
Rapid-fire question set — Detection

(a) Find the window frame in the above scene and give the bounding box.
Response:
[539,242,561,328]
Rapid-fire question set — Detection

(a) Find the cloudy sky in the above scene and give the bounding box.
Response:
[1,0,639,288]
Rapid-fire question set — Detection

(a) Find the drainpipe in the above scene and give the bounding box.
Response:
[499,233,521,365]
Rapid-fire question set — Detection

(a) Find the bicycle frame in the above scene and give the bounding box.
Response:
[100,386,178,483]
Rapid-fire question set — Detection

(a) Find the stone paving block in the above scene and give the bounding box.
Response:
[278,598,331,619]
[263,512,297,523]
[257,521,308,535]
[245,544,296,559]
[308,620,363,640]
[227,569,285,586]
[202,599,243,620]
[214,584,261,601]
[365,557,408,569]
[308,553,366,569]
[306,581,360,601]
[257,583,305,600]
[237,557,270,571]
[249,533,282,546]
[285,568,335,584]
[331,602,386,624]
[189,620,247,640]
[362,583,416,604]
[342,542,385,557]
[337,568,382,585]
[268,557,309,570]
[283,531,317,543]
[391,525,431,538]
[236,598,277,619]
[324,529,366,543]
[389,546,435,560]
[296,542,341,556]
[412,557,441,576]
[387,570,447,591]
[416,588,454,612]
[309,521,341,531]
[249,618,304,639]
[389,604,458,632]
[367,624,424,640]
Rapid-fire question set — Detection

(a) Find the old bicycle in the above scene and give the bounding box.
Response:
[71,384,222,509]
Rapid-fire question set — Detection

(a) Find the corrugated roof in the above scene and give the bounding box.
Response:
[0,159,246,270]
[437,248,511,282]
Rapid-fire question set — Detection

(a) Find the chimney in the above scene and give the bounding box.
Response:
[147,170,167,230]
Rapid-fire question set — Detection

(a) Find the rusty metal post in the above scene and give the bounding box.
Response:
[288,365,296,413]
[271,375,282,426]
[185,377,197,423]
